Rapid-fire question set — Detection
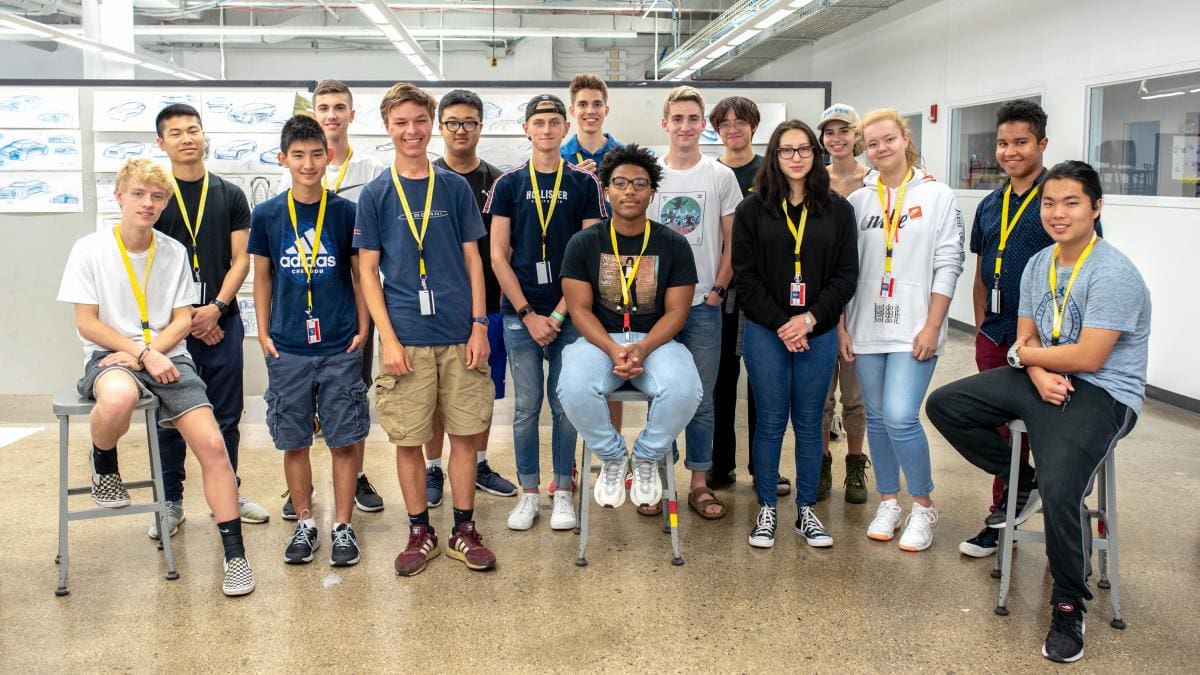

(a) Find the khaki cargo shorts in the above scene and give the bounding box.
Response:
[374,343,494,446]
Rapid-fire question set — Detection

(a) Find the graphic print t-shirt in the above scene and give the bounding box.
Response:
[647,155,742,305]
[560,219,697,334]
[247,190,359,355]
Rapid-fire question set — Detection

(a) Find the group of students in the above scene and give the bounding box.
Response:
[58,74,1150,664]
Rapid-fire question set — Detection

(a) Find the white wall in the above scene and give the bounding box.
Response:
[749,0,1200,401]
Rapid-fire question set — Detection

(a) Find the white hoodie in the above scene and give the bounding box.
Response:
[845,167,965,355]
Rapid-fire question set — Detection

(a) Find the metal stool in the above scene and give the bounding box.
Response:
[993,419,1125,628]
[575,382,683,567]
[53,389,178,596]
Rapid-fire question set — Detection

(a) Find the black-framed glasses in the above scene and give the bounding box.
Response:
[717,119,751,132]
[777,145,815,159]
[442,120,480,132]
[609,177,652,192]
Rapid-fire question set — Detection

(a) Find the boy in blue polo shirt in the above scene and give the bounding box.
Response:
[249,115,370,567]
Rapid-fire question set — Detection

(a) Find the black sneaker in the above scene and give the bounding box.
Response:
[747,505,777,548]
[1042,601,1086,663]
[330,524,361,567]
[281,487,316,521]
[284,522,319,564]
[426,466,445,508]
[91,472,131,508]
[816,454,833,502]
[355,474,384,512]
[705,470,736,490]
[958,525,1000,558]
[986,484,1041,528]
[474,460,517,496]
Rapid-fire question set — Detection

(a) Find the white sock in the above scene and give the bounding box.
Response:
[426,457,443,470]
[476,451,487,463]
[357,472,365,479]
[333,522,349,530]
[301,517,316,529]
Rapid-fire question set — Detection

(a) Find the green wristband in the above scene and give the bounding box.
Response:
[550,310,567,323]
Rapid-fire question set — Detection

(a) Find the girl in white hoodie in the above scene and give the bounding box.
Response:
[843,108,964,552]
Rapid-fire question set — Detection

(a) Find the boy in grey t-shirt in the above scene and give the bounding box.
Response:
[925,161,1149,664]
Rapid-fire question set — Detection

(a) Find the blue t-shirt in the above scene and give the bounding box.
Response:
[1018,238,1151,415]
[247,190,358,355]
[353,167,486,346]
[484,160,605,314]
[561,133,623,168]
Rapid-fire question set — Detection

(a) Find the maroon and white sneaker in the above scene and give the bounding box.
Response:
[447,521,496,571]
[394,524,440,577]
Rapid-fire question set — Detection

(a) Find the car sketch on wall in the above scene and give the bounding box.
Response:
[48,135,74,145]
[103,141,146,159]
[228,103,276,125]
[54,146,78,155]
[108,102,147,121]
[207,97,233,113]
[51,193,80,204]
[38,111,71,124]
[1,139,49,161]
[259,147,282,166]
[0,180,50,200]
[215,139,258,160]
[0,95,41,111]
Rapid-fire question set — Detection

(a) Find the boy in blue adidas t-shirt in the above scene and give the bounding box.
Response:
[249,115,370,567]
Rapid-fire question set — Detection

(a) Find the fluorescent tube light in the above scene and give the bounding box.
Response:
[755,9,793,30]
[728,29,760,46]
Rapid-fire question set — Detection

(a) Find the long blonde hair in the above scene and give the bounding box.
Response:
[858,108,921,169]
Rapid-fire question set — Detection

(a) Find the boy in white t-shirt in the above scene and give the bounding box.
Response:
[57,158,255,597]
[646,86,743,520]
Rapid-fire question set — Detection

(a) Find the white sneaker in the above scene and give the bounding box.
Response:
[506,492,540,530]
[550,491,577,530]
[238,494,270,524]
[594,456,628,508]
[899,502,939,552]
[867,499,903,541]
[628,458,662,506]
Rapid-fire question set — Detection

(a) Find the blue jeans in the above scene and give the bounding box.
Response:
[853,351,938,497]
[743,322,838,506]
[502,312,580,490]
[673,303,722,471]
[557,334,701,463]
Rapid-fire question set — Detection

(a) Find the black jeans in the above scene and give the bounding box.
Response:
[712,298,756,478]
[926,367,1135,610]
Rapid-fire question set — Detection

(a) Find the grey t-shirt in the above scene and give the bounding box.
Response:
[1019,238,1151,415]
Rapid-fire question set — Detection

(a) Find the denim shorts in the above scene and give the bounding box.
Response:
[264,349,370,451]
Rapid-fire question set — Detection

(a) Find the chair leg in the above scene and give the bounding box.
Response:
[996,426,1023,616]
[575,444,591,567]
[1102,452,1125,628]
[146,408,178,581]
[55,415,70,597]
[664,454,682,566]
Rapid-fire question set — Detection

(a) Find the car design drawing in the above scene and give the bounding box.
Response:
[0,180,50,200]
[206,97,233,113]
[51,193,80,204]
[108,101,147,121]
[0,95,41,111]
[48,135,75,144]
[259,147,282,166]
[215,140,258,160]
[38,111,71,124]
[54,146,78,155]
[228,102,276,125]
[103,141,146,159]
[0,140,49,161]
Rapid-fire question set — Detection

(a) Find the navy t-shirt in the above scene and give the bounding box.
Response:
[248,190,358,355]
[484,160,605,314]
[353,167,486,346]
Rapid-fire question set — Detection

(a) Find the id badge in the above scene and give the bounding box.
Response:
[306,317,322,344]
[990,288,1001,314]
[418,289,437,316]
[193,281,206,304]
[789,282,807,307]
[535,261,553,285]
[879,274,893,298]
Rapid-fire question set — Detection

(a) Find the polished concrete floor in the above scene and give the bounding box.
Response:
[2,330,1198,672]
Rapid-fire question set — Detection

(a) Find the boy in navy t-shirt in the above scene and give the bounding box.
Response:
[249,115,370,567]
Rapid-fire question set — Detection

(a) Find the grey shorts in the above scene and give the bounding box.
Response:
[264,349,370,451]
[76,352,211,429]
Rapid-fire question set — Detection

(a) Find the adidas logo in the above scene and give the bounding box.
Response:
[280,228,337,269]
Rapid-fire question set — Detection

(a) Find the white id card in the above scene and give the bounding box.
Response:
[789,282,807,307]
[306,317,322,344]
[193,281,206,304]
[418,289,437,316]
[535,261,553,285]
[990,288,1001,314]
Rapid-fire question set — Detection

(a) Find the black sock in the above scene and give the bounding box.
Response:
[453,508,473,528]
[409,510,430,526]
[91,445,118,474]
[216,518,245,561]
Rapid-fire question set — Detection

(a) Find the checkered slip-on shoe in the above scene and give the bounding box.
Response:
[222,557,256,597]
[91,472,131,508]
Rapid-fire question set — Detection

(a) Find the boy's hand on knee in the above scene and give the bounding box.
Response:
[99,351,142,371]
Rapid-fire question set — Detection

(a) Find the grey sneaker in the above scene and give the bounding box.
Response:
[222,557,256,597]
[91,472,130,508]
[148,500,186,540]
[238,494,270,524]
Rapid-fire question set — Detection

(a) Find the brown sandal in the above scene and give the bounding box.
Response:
[637,501,662,517]
[688,486,726,520]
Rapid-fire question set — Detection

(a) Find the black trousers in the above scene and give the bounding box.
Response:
[712,299,757,477]
[926,367,1135,610]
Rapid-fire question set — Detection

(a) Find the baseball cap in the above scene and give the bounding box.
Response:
[818,103,860,131]
[525,94,567,121]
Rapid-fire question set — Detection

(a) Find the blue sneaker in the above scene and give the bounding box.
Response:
[425,466,445,508]
[474,460,517,497]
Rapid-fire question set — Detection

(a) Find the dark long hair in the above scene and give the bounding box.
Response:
[752,120,833,217]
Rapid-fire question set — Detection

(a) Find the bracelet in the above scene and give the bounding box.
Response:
[137,346,152,365]
[550,310,566,323]
[517,304,535,319]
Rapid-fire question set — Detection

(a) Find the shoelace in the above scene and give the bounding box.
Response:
[905,507,937,530]
[476,461,495,477]
[799,507,825,535]
[845,458,870,488]
[425,468,443,489]
[516,494,539,516]
[332,527,355,549]
[457,526,483,547]
[553,493,572,513]
[359,477,379,496]
[602,460,624,488]
[753,507,777,535]
[289,526,317,548]
[405,527,428,552]
[633,461,656,489]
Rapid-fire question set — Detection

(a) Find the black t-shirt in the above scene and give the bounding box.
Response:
[434,157,504,313]
[560,219,697,334]
[720,154,763,198]
[154,171,251,312]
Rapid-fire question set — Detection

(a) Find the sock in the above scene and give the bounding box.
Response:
[476,451,487,463]
[409,510,430,526]
[300,517,316,529]
[357,472,365,479]
[217,518,245,561]
[425,457,443,470]
[333,522,350,531]
[91,445,118,474]
[453,507,473,528]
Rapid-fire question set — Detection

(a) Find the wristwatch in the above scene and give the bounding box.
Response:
[711,285,727,299]
[517,304,536,319]
[471,316,489,326]
[210,298,229,315]
[1007,343,1025,369]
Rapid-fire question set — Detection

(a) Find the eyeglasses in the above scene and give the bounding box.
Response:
[777,145,815,159]
[609,177,652,192]
[442,120,480,132]
[717,119,752,132]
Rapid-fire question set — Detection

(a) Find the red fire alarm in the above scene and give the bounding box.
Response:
[929,104,938,124]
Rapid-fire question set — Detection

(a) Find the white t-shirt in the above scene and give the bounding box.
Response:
[648,154,742,305]
[58,228,199,364]
[279,149,384,204]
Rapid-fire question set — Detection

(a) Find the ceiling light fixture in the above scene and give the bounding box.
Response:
[355,0,442,79]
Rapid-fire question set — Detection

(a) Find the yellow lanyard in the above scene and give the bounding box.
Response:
[575,152,584,164]
[171,172,208,275]
[1048,234,1098,346]
[113,225,157,345]
[391,162,436,285]
[993,182,1040,284]
[610,220,651,333]
[782,201,808,281]
[529,159,565,261]
[324,147,353,193]
[286,188,328,315]
[875,169,912,274]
